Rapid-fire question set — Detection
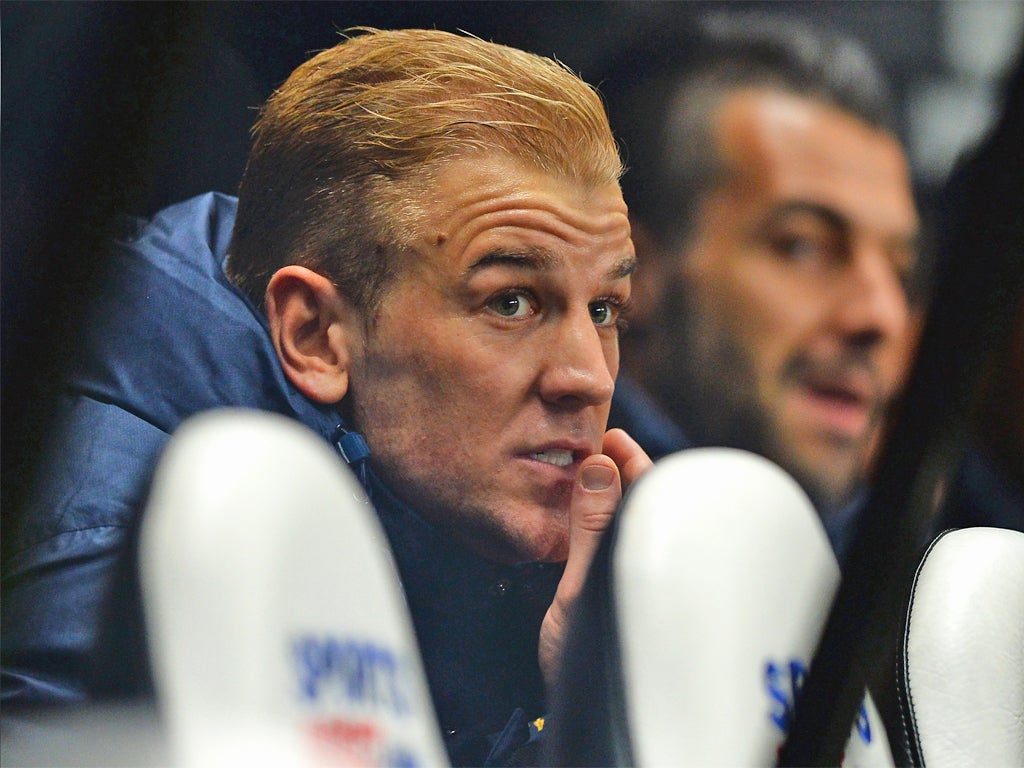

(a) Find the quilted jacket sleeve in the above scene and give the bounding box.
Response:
[1,396,170,704]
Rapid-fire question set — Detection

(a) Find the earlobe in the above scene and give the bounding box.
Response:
[265,266,353,405]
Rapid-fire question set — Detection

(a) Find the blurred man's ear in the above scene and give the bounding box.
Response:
[265,266,355,405]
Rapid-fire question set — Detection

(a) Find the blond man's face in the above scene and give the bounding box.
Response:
[348,155,635,563]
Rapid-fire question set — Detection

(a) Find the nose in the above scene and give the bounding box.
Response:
[537,309,616,408]
[831,245,910,352]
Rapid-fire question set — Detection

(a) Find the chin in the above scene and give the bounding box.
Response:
[511,514,570,563]
[510,529,569,564]
[460,505,569,564]
[800,464,859,515]
[774,445,857,514]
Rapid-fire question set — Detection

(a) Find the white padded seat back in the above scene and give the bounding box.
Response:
[614,448,893,766]
[900,526,1024,768]
[140,409,448,768]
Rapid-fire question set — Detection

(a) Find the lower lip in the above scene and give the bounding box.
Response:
[797,389,870,438]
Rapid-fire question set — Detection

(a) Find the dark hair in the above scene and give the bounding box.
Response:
[599,13,896,247]
[226,28,621,316]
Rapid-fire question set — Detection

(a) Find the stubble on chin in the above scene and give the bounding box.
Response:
[652,297,873,515]
[453,503,571,564]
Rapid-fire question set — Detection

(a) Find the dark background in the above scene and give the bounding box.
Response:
[3,2,1021,557]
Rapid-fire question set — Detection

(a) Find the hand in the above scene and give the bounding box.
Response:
[538,428,653,690]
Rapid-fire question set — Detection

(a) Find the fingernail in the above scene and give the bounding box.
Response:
[581,464,614,491]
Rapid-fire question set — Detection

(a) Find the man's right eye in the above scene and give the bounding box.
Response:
[771,233,826,262]
[488,291,534,319]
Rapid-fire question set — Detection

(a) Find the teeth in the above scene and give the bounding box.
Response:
[531,449,574,467]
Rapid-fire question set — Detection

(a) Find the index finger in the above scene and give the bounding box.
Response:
[602,428,654,489]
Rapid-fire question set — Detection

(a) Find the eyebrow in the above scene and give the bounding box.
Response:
[764,201,921,251]
[764,201,851,235]
[466,247,637,280]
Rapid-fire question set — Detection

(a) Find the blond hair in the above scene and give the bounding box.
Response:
[227,28,622,313]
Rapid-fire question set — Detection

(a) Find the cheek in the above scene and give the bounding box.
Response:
[362,332,528,433]
[877,336,914,395]
[702,270,793,372]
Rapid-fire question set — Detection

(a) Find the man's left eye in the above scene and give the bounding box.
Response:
[489,291,533,318]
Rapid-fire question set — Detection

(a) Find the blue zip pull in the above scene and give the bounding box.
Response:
[332,423,371,491]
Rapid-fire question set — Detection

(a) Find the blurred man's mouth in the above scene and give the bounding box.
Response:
[799,385,870,437]
[791,364,880,441]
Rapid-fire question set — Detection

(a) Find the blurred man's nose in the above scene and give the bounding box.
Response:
[832,244,910,351]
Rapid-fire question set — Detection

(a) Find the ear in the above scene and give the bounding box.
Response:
[265,266,356,405]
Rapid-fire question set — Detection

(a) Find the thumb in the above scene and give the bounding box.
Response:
[563,458,620,592]
[539,455,621,689]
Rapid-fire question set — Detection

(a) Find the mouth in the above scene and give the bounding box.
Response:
[520,439,595,472]
[528,449,576,467]
[517,442,593,509]
[797,375,876,439]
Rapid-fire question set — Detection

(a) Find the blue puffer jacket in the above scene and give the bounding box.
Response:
[0,193,561,766]
[1,192,342,703]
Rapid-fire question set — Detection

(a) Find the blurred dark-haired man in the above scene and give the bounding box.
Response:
[605,15,922,561]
